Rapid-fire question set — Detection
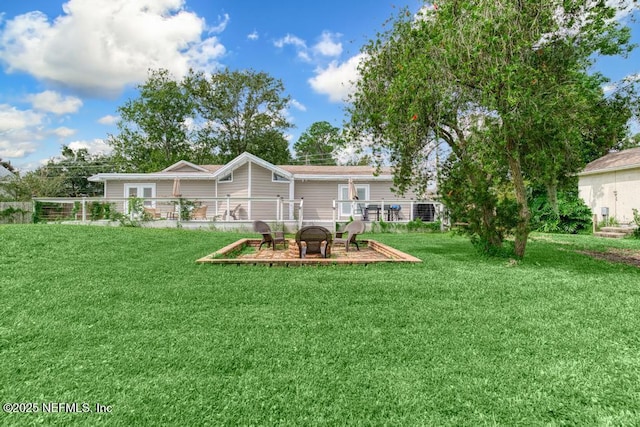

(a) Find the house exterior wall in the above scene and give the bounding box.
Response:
[579,168,640,224]
[294,181,337,221]
[250,162,289,220]
[105,179,215,217]
[293,180,416,221]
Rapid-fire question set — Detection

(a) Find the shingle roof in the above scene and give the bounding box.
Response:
[278,165,392,176]
[197,164,391,176]
[196,165,223,173]
[581,147,640,175]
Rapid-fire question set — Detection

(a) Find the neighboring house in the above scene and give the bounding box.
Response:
[578,147,640,224]
[88,152,439,226]
[0,164,15,197]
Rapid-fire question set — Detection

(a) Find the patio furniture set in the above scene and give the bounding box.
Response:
[252,220,366,259]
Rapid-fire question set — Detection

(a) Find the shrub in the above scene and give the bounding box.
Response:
[529,192,592,234]
[632,209,640,239]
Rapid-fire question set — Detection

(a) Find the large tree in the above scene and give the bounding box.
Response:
[349,0,637,258]
[4,146,115,199]
[184,68,293,164]
[294,121,345,165]
[108,69,198,172]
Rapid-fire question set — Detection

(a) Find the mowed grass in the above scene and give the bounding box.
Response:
[1,225,639,426]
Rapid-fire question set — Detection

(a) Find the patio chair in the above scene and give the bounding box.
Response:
[253,220,287,250]
[143,207,161,219]
[223,204,242,220]
[191,205,208,220]
[295,226,332,258]
[334,220,366,252]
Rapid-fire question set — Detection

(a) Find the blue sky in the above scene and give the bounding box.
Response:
[0,0,638,172]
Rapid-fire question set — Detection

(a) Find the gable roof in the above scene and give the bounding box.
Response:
[88,152,394,182]
[212,152,292,179]
[162,160,211,173]
[580,147,640,176]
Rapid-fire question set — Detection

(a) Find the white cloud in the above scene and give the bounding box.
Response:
[208,13,229,33]
[0,104,43,132]
[308,53,367,103]
[0,140,40,158]
[274,34,306,49]
[98,115,119,125]
[313,32,342,57]
[68,138,112,156]
[290,99,307,112]
[274,34,311,62]
[0,0,226,96]
[52,126,76,138]
[28,90,83,114]
[247,30,259,41]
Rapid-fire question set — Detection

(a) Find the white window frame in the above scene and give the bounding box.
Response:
[338,184,369,217]
[124,183,156,212]
[218,172,233,183]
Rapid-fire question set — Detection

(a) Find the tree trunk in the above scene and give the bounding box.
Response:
[546,181,559,215]
[506,139,530,258]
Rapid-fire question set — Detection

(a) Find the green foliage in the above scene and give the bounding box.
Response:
[439,145,520,255]
[3,146,114,199]
[3,170,66,199]
[109,69,199,172]
[184,68,293,165]
[632,209,640,239]
[0,206,30,223]
[293,121,345,165]
[32,201,44,223]
[109,68,294,171]
[89,202,114,220]
[368,218,442,233]
[349,0,638,259]
[529,192,593,234]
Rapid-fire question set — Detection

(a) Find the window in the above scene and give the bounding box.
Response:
[338,184,369,217]
[272,172,290,182]
[219,172,232,182]
[124,183,156,212]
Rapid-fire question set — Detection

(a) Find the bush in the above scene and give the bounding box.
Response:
[632,209,640,239]
[529,192,592,234]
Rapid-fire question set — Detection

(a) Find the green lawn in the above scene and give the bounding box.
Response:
[1,225,639,425]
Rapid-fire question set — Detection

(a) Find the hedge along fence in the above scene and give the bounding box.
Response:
[0,202,33,224]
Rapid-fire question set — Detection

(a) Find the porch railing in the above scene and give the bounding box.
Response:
[31,196,442,228]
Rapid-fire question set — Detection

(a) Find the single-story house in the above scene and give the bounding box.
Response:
[88,152,440,228]
[578,147,640,224]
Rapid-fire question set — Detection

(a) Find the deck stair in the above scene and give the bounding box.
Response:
[594,226,637,239]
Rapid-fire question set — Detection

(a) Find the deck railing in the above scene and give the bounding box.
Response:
[31,196,442,229]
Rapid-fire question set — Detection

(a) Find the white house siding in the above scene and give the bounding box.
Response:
[293,180,410,221]
[294,181,338,221]
[216,163,249,219]
[250,162,289,220]
[579,168,640,224]
[104,179,216,217]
